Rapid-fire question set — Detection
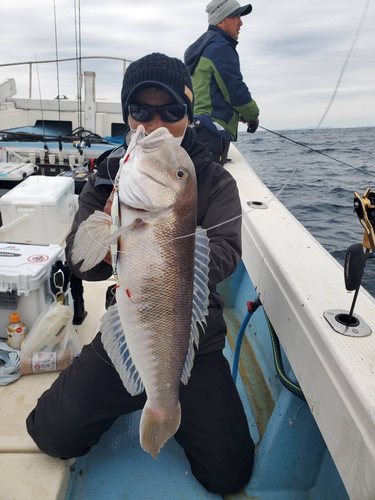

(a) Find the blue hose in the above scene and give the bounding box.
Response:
[231,299,306,402]
[232,310,253,383]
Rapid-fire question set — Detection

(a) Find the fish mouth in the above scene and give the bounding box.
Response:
[139,169,170,189]
[122,203,152,213]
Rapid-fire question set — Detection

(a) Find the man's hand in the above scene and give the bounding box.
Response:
[103,193,114,265]
[247,118,259,134]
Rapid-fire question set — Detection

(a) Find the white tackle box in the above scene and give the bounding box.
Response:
[0,176,76,245]
[0,162,38,182]
[0,243,65,339]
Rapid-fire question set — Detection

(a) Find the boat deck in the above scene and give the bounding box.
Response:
[0,277,258,500]
[66,341,256,500]
[0,279,109,499]
[1,144,374,499]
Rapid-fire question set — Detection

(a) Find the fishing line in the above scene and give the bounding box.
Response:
[83,137,296,251]
[90,284,115,366]
[258,125,375,180]
[82,136,300,367]
[316,0,371,129]
[91,340,115,367]
[81,0,372,368]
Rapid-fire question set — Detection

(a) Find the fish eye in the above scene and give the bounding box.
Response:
[176,167,188,180]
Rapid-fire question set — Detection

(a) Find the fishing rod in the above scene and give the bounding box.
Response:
[34,55,49,160]
[0,129,115,144]
[53,0,62,151]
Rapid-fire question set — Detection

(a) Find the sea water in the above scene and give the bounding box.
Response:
[237,126,375,296]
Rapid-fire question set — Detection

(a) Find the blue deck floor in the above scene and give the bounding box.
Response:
[66,342,258,500]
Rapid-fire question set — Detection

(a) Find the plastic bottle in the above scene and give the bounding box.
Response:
[6,313,27,350]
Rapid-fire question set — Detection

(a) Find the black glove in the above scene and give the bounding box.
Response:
[247,118,259,134]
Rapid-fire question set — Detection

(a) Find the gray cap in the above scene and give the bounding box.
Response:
[206,0,252,26]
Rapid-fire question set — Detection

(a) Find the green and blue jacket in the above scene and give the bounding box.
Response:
[184,26,259,141]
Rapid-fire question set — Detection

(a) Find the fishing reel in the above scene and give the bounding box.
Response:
[323,189,375,337]
[324,243,373,337]
[73,140,90,154]
[354,188,375,251]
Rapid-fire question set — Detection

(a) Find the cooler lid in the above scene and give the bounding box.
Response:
[0,243,65,294]
[0,162,38,181]
[0,176,74,206]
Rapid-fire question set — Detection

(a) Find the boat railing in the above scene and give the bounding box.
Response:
[0,56,132,99]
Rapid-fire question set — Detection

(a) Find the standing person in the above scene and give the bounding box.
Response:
[184,0,260,165]
[26,53,255,495]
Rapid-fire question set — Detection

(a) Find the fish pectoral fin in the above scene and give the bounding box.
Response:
[100,304,144,396]
[71,211,112,272]
[181,227,211,385]
[140,401,181,459]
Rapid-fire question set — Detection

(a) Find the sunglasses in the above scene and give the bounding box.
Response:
[128,103,187,123]
[53,269,66,304]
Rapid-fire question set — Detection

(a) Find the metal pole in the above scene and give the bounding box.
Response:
[347,287,360,324]
[29,63,32,98]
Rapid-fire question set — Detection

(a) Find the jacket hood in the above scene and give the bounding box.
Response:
[184,28,218,75]
[185,26,238,75]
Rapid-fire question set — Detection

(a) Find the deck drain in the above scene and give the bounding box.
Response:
[247,201,268,209]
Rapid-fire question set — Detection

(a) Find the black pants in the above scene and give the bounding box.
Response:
[195,126,230,166]
[26,333,254,495]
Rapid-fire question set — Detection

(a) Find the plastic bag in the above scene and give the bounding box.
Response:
[20,290,81,375]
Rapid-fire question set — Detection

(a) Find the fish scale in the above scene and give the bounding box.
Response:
[116,211,196,411]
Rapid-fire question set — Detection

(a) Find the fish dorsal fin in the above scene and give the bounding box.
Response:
[181,227,210,384]
[100,304,144,396]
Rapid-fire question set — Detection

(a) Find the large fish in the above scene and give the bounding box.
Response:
[71,125,210,458]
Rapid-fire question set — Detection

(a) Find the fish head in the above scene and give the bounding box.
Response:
[119,126,196,214]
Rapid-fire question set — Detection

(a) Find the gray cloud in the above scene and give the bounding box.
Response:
[0,0,374,130]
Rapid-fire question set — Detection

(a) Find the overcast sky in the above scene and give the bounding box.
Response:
[0,0,374,130]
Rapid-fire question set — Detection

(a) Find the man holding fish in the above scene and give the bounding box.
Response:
[26,52,255,495]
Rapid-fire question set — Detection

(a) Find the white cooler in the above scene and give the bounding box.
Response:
[0,243,65,339]
[0,176,76,245]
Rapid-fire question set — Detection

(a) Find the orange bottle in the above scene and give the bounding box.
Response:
[6,313,27,350]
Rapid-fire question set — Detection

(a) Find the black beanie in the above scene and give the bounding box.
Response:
[121,53,194,124]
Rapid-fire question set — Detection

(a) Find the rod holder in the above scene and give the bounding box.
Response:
[324,309,371,337]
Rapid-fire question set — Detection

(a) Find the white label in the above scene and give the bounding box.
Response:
[7,326,26,350]
[31,352,57,373]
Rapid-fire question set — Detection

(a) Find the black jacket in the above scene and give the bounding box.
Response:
[65,132,242,354]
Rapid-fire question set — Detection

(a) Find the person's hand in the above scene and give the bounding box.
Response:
[247,118,259,134]
[103,193,114,265]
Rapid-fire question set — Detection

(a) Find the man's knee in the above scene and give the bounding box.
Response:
[196,453,254,495]
[190,434,255,495]
[26,407,90,459]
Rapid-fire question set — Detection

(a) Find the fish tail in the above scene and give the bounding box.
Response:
[140,401,181,459]
[71,210,112,272]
